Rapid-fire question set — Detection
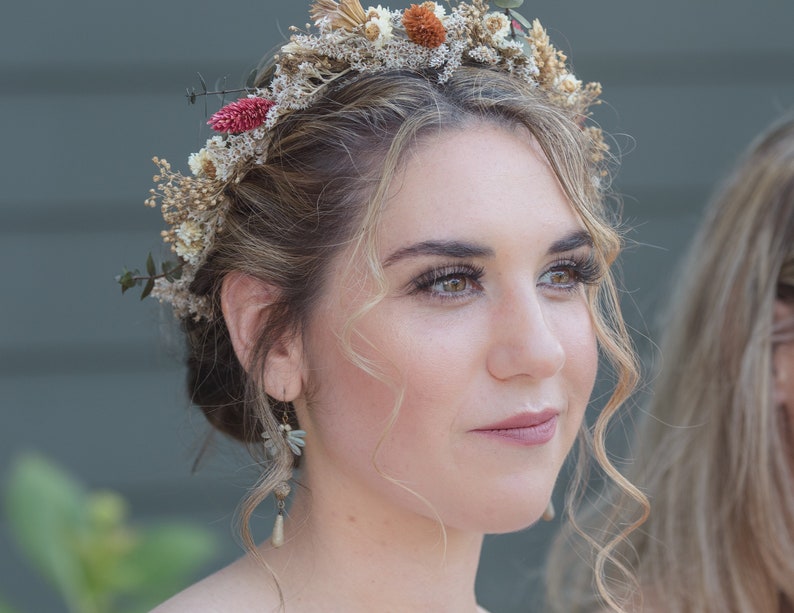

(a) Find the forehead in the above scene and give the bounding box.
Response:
[376,124,583,250]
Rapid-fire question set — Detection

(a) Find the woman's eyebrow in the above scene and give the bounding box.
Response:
[383,240,494,267]
[383,230,592,267]
[546,230,593,255]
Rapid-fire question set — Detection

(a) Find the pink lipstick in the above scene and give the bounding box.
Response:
[472,409,558,446]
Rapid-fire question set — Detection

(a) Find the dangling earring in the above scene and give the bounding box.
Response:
[270,481,291,547]
[262,407,306,548]
[542,499,555,522]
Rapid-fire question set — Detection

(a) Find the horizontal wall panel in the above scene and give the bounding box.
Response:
[0,230,184,347]
[1,1,790,67]
[3,83,793,211]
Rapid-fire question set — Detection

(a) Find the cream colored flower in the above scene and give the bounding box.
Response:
[174,219,204,263]
[188,148,213,178]
[364,6,393,47]
[555,72,581,95]
[430,2,446,20]
[483,12,510,42]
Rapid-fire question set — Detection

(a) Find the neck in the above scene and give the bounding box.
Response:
[259,475,485,613]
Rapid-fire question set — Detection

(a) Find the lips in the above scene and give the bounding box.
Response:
[472,409,559,446]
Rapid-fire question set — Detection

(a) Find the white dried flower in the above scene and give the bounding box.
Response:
[364,6,394,47]
[188,148,211,177]
[174,219,204,264]
[555,72,582,94]
[482,12,510,43]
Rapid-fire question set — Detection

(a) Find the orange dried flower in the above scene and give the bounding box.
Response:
[402,4,446,49]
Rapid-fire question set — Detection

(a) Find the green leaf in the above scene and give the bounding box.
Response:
[494,0,524,8]
[509,8,532,31]
[116,269,139,294]
[146,253,156,277]
[140,277,155,300]
[4,453,90,612]
[116,524,217,608]
[0,594,24,613]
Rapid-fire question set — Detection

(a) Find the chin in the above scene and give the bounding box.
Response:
[443,499,551,535]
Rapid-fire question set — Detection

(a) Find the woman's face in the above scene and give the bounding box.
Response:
[294,124,599,534]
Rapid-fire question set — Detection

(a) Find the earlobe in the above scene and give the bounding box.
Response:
[221,272,305,402]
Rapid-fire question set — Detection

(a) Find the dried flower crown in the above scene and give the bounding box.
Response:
[117,0,605,320]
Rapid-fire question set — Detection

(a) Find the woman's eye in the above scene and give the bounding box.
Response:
[547,269,573,285]
[411,265,484,298]
[540,254,601,291]
[540,264,582,290]
[432,274,471,293]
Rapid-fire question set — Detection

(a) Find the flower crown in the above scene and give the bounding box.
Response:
[117,0,605,320]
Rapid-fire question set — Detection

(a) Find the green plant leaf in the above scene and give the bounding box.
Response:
[0,593,24,613]
[116,523,217,608]
[494,0,524,8]
[116,269,139,294]
[146,253,156,277]
[509,8,532,31]
[4,453,90,612]
[140,277,155,300]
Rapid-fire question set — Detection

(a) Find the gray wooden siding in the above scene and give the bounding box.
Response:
[2,1,793,611]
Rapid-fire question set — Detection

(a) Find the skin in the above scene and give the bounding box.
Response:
[156,124,599,612]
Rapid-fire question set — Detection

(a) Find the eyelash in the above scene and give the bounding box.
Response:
[409,254,602,300]
[410,263,485,300]
[541,253,602,293]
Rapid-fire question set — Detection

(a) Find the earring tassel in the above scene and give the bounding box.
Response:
[271,511,285,547]
[270,480,291,548]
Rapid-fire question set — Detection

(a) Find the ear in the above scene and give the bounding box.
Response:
[221,271,304,402]
[772,299,793,408]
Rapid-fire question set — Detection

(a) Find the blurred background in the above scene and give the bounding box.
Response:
[1,1,793,611]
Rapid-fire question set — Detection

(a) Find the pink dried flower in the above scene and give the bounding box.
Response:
[208,97,275,133]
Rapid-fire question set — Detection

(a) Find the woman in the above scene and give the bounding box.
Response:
[547,116,794,612]
[120,1,646,610]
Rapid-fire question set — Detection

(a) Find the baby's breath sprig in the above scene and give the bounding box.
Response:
[116,253,183,300]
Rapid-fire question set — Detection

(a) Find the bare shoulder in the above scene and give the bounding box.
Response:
[150,554,280,613]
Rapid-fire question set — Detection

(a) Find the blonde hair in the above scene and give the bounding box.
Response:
[185,66,644,609]
[548,115,794,612]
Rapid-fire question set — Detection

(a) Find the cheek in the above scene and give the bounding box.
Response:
[301,312,437,459]
[557,304,599,405]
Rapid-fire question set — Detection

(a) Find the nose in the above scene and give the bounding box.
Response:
[486,288,566,381]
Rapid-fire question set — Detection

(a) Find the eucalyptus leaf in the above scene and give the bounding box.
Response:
[141,277,155,300]
[117,269,139,294]
[493,0,524,8]
[4,454,89,611]
[509,8,532,30]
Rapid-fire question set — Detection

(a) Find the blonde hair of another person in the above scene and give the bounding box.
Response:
[546,115,794,612]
